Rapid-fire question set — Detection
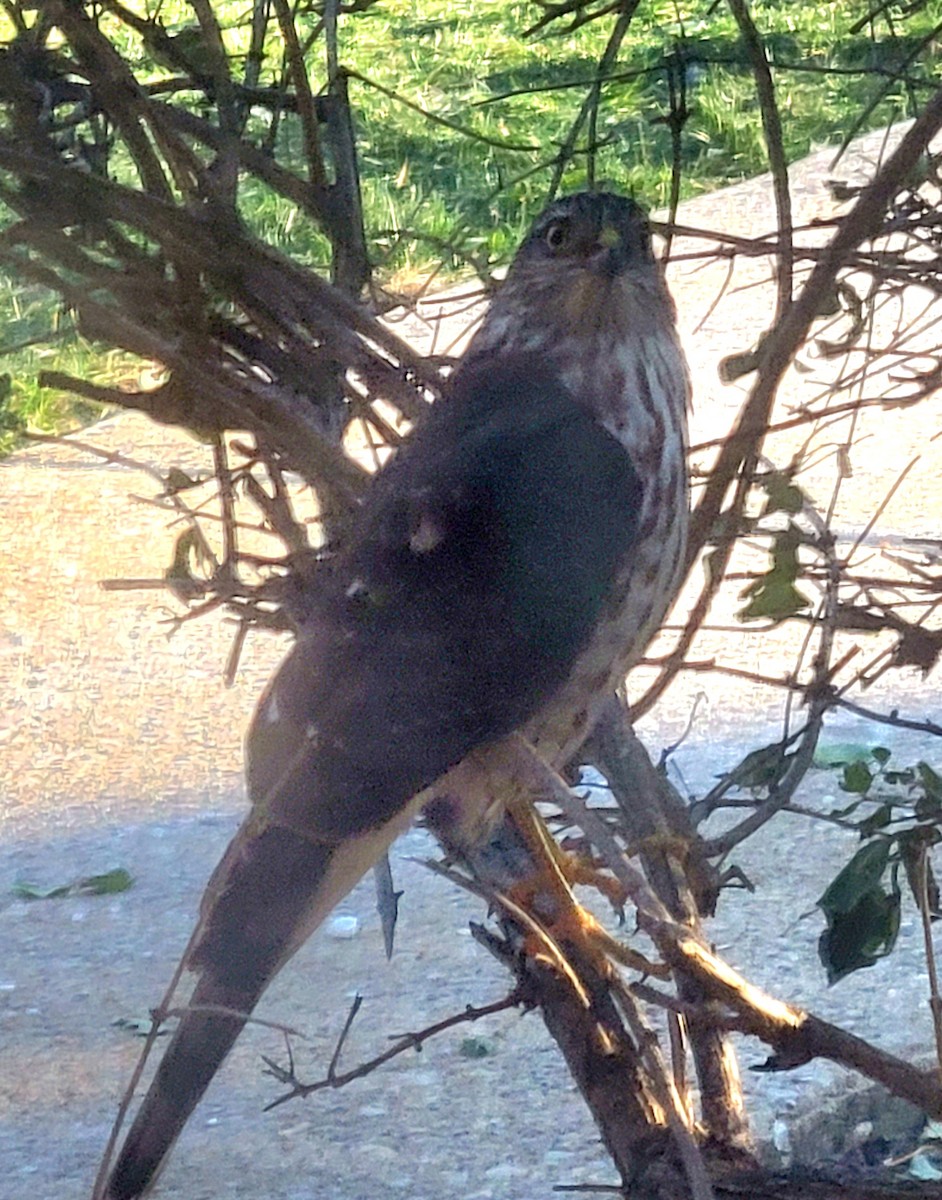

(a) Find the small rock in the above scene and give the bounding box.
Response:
[846,1120,873,1150]
[326,914,360,939]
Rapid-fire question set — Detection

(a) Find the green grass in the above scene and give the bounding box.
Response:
[0,277,140,456]
[333,0,942,269]
[2,0,941,447]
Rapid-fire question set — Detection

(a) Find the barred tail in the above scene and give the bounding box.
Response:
[103,823,393,1199]
[103,968,260,1200]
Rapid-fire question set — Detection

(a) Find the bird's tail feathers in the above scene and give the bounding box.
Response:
[102,828,336,1200]
[103,971,257,1200]
[102,813,419,1199]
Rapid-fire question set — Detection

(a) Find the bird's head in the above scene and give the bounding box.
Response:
[518,191,654,281]
[469,191,675,358]
[458,189,689,456]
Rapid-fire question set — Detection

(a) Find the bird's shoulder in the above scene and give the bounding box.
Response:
[352,351,638,554]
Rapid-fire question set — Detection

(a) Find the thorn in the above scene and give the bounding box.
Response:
[373,854,402,959]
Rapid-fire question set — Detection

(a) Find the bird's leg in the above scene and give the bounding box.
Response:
[558,836,629,912]
[501,785,593,942]
[499,735,633,948]
[488,740,675,984]
[424,735,637,971]
[422,737,594,949]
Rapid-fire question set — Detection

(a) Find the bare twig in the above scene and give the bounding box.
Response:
[726,0,793,319]
[912,842,942,1078]
[547,1,641,197]
[263,991,523,1109]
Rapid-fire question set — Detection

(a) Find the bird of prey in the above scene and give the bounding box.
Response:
[101,191,690,1200]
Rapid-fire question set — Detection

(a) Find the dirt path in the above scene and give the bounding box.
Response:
[1,126,940,1200]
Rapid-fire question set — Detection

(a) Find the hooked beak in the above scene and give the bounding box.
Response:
[586,223,632,278]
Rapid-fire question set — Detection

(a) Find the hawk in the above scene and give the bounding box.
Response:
[101,191,690,1199]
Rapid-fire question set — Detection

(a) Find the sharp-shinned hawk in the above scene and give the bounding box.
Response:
[101,191,690,1199]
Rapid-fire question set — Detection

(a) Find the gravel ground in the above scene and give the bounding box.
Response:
[1,126,941,1200]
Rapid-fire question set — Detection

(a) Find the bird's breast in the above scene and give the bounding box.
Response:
[525,327,690,766]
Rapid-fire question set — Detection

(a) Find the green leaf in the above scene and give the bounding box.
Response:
[899,832,942,918]
[164,467,199,495]
[164,527,215,599]
[918,763,942,803]
[826,798,867,821]
[813,742,873,768]
[719,347,759,382]
[165,527,199,582]
[724,742,791,790]
[738,525,812,623]
[818,885,901,984]
[738,577,810,622]
[818,840,890,918]
[79,868,133,895]
[12,867,132,901]
[841,761,873,795]
[871,747,892,766]
[760,471,805,516]
[12,881,71,900]
[857,804,892,837]
[459,1036,495,1059]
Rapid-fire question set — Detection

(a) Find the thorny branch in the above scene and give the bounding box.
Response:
[262,991,525,1109]
[507,736,942,1119]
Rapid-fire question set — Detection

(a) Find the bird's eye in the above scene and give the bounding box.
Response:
[544,220,569,251]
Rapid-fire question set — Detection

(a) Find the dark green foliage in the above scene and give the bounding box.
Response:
[738,524,812,623]
[13,867,133,900]
[815,748,942,983]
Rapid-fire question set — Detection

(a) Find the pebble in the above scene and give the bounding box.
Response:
[326,914,360,939]
[848,1120,873,1148]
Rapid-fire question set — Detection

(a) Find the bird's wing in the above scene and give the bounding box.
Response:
[246,352,645,840]
[104,354,642,1200]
